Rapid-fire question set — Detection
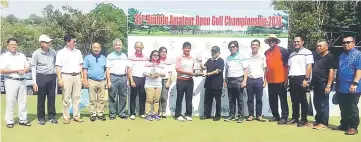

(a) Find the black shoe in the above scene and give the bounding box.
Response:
[90,116,96,121]
[277,119,287,125]
[48,119,58,124]
[109,116,116,120]
[119,115,128,120]
[237,117,244,123]
[98,116,106,121]
[224,116,235,122]
[19,121,31,126]
[288,119,299,125]
[213,116,221,121]
[6,124,14,128]
[161,116,167,118]
[38,120,46,125]
[297,121,307,127]
[200,116,211,120]
[332,125,348,131]
[269,117,280,122]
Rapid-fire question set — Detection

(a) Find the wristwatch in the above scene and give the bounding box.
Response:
[352,82,358,86]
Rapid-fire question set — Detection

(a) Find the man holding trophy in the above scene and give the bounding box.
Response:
[200,46,225,121]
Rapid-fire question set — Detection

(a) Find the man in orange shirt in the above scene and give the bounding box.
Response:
[264,34,289,125]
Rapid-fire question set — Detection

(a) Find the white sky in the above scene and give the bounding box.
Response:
[0,0,274,18]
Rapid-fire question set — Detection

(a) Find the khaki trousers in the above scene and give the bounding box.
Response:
[62,74,82,120]
[88,79,106,117]
[145,87,161,114]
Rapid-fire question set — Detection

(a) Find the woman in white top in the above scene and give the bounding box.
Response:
[143,50,166,121]
[158,47,173,118]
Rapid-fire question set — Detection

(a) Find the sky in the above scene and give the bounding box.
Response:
[0,0,274,19]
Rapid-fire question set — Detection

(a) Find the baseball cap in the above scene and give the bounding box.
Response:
[39,34,53,42]
[211,46,220,52]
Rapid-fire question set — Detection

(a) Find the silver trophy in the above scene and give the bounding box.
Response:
[193,54,203,76]
[149,66,159,78]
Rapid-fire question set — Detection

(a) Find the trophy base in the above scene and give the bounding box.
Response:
[193,70,203,77]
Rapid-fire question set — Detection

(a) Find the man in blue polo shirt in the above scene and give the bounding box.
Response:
[333,36,361,135]
[83,42,107,121]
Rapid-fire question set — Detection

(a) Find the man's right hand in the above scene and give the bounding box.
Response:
[58,79,63,87]
[106,81,112,89]
[33,83,38,92]
[224,81,227,87]
[83,80,89,88]
[18,69,25,75]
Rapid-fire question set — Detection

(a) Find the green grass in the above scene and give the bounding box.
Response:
[1,95,360,142]
[128,31,288,38]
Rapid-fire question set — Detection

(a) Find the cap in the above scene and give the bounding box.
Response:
[39,34,53,42]
[211,46,220,52]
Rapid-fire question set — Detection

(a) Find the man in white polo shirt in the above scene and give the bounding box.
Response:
[287,36,314,127]
[0,38,31,128]
[246,39,267,122]
[56,34,84,124]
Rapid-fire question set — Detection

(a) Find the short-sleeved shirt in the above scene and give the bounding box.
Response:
[247,53,267,79]
[312,53,336,83]
[55,47,83,73]
[106,51,128,75]
[337,48,361,94]
[175,54,195,79]
[288,47,314,76]
[204,57,224,89]
[83,54,106,81]
[144,61,166,88]
[225,51,248,77]
[128,53,148,78]
[0,51,30,78]
[265,46,289,83]
[160,58,173,79]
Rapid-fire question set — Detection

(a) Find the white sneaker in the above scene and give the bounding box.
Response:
[176,116,186,122]
[130,115,136,120]
[140,115,145,118]
[185,116,192,121]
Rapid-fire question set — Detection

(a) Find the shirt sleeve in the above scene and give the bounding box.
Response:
[55,50,62,66]
[106,55,111,68]
[326,54,336,69]
[79,50,84,64]
[280,47,290,66]
[262,55,267,68]
[23,54,30,68]
[175,56,181,69]
[83,56,89,69]
[0,55,6,69]
[31,52,38,84]
[216,58,225,72]
[305,51,314,64]
[127,55,134,68]
[355,54,361,70]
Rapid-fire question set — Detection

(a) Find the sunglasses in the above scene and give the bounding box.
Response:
[342,41,353,45]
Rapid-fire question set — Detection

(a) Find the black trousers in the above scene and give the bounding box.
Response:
[268,83,289,119]
[228,87,244,117]
[338,93,360,129]
[312,81,329,125]
[203,88,222,117]
[37,74,57,121]
[289,76,308,121]
[129,77,146,116]
[246,77,263,117]
[175,79,194,117]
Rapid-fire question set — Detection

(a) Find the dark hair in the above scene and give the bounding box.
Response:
[159,46,167,53]
[7,38,18,44]
[182,42,191,49]
[228,41,239,48]
[251,39,260,45]
[149,50,160,62]
[295,36,304,41]
[64,34,76,43]
[343,35,354,41]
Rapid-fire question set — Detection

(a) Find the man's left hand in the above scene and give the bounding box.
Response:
[350,85,357,93]
[302,80,309,88]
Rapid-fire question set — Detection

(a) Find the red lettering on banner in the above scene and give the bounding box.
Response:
[195,16,210,26]
[169,15,194,25]
[211,16,223,26]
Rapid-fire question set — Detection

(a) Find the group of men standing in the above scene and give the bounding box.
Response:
[0,33,360,135]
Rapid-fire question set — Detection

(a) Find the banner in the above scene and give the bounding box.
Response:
[127,8,289,116]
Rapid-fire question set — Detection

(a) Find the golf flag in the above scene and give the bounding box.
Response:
[0,0,8,8]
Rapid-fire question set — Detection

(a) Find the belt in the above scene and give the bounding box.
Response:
[110,73,126,77]
[289,75,305,78]
[62,72,80,76]
[6,76,26,81]
[177,77,193,81]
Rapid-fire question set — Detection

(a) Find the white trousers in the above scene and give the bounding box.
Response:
[4,79,27,124]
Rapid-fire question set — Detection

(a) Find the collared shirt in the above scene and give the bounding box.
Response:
[55,47,83,73]
[337,48,361,94]
[204,57,224,89]
[247,52,267,79]
[31,48,56,83]
[128,53,148,78]
[265,46,289,83]
[83,54,106,81]
[175,54,195,79]
[225,51,248,77]
[0,51,30,78]
[160,58,173,79]
[288,47,314,76]
[106,51,129,75]
[144,61,166,88]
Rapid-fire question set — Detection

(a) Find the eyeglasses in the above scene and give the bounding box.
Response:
[229,46,237,48]
[342,41,353,45]
[251,44,259,46]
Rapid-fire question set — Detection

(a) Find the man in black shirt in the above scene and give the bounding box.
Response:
[200,46,225,121]
[311,40,336,129]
